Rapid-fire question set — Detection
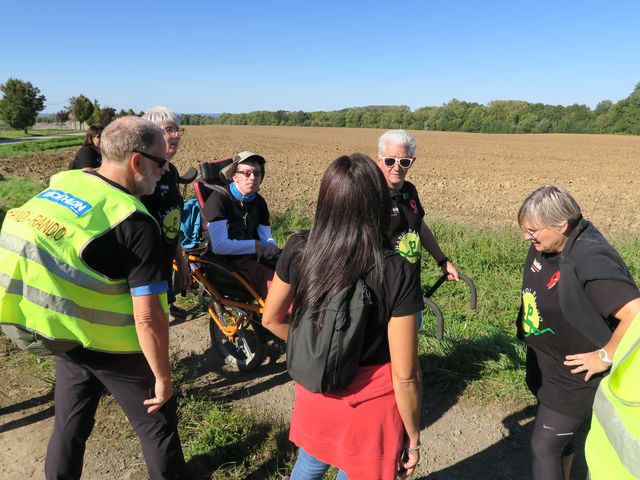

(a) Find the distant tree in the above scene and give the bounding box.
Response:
[88,99,102,126]
[0,78,47,133]
[594,100,613,115]
[55,109,69,127]
[613,83,640,135]
[118,108,127,117]
[101,107,117,125]
[126,108,135,116]
[68,94,94,129]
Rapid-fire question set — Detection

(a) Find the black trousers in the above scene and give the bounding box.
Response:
[44,348,187,480]
[531,403,586,480]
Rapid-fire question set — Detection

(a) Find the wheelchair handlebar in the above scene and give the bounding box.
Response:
[422,271,477,340]
[423,272,477,311]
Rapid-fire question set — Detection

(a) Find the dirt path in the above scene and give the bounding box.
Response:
[0,314,588,479]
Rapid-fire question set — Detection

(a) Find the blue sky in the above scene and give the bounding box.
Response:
[3,0,640,113]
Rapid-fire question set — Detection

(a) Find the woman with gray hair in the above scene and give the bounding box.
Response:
[516,184,640,480]
[141,107,191,319]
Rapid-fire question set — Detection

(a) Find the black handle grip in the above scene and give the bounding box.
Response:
[459,272,477,310]
[423,271,477,311]
[421,271,478,340]
[422,297,445,340]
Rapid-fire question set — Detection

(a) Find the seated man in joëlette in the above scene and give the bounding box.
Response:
[201,151,278,298]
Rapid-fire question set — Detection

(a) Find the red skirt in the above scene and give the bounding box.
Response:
[289,362,403,480]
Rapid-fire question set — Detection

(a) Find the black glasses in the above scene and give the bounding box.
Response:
[164,126,185,136]
[381,156,414,168]
[132,149,168,168]
[235,169,262,178]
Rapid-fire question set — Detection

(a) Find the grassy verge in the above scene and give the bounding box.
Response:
[416,218,532,402]
[0,175,45,224]
[178,395,296,479]
[0,128,82,139]
[0,137,83,158]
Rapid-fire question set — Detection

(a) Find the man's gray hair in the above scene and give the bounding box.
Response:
[100,116,164,166]
[143,106,180,127]
[518,185,582,229]
[377,129,417,157]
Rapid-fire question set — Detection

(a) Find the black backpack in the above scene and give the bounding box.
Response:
[286,278,375,393]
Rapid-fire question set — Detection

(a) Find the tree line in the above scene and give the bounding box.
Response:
[0,78,142,133]
[48,95,143,130]
[2,76,639,134]
[182,82,640,135]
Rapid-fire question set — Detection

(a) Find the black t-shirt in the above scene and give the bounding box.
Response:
[521,250,639,418]
[81,171,166,289]
[277,235,424,365]
[140,163,184,281]
[69,145,101,170]
[202,185,270,241]
[388,182,425,269]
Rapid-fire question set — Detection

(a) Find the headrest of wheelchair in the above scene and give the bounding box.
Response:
[177,167,198,184]
[199,158,233,185]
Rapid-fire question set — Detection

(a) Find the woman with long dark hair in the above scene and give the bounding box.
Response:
[69,125,103,169]
[263,153,424,479]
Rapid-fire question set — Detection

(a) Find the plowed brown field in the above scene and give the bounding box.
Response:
[2,126,639,238]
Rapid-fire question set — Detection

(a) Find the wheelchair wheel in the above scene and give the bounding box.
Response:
[209,303,265,371]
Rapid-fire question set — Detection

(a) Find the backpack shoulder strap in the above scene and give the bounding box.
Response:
[208,184,231,198]
[383,249,397,259]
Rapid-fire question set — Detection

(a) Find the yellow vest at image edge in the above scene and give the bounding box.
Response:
[0,170,166,353]
[585,312,640,479]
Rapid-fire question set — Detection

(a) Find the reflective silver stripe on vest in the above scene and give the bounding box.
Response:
[592,387,640,477]
[0,273,134,327]
[611,337,640,400]
[0,232,129,295]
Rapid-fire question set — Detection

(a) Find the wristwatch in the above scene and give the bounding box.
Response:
[598,348,613,365]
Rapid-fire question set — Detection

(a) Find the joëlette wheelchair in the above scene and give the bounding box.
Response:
[182,158,268,371]
[181,159,478,371]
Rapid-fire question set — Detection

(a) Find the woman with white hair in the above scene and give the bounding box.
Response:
[141,107,191,319]
[516,184,640,480]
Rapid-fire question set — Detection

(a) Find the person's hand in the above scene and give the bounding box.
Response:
[441,260,459,281]
[398,446,420,478]
[143,377,173,413]
[172,251,192,292]
[564,350,610,381]
[255,241,265,261]
[263,243,279,259]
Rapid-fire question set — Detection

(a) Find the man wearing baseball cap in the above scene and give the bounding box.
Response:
[202,151,278,298]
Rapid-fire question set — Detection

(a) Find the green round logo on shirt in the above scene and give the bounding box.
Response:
[162,208,181,241]
[395,230,421,264]
[521,288,556,336]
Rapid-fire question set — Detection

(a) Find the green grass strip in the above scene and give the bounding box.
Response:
[0,137,83,158]
[0,176,45,224]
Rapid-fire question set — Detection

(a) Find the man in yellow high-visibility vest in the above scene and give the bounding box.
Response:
[0,116,187,479]
[585,312,640,479]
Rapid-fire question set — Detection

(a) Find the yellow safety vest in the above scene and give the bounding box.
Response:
[585,312,640,479]
[0,170,167,353]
